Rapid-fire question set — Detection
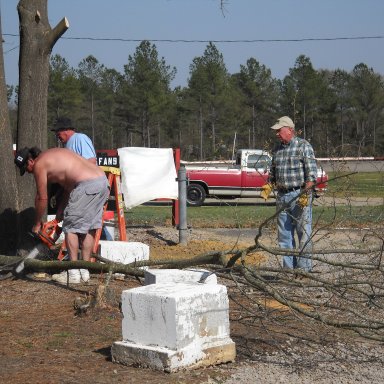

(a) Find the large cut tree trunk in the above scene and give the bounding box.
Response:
[0,18,18,255]
[15,0,68,250]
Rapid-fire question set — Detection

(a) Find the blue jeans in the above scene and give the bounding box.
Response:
[276,190,313,271]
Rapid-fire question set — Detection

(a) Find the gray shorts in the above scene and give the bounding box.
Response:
[63,176,109,234]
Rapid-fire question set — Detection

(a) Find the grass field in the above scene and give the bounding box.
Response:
[326,172,383,197]
[125,171,383,228]
[126,204,273,228]
[125,203,383,228]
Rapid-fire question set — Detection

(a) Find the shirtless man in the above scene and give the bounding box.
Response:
[14,147,109,284]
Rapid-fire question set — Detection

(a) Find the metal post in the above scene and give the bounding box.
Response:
[178,165,188,244]
[172,148,180,226]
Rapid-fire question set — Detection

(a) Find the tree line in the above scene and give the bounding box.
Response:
[7,40,384,159]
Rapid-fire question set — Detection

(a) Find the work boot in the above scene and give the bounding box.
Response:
[52,269,81,284]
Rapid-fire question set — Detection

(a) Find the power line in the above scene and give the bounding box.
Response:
[3,33,384,44]
[4,45,19,54]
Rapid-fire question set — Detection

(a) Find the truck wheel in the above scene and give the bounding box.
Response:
[187,184,206,206]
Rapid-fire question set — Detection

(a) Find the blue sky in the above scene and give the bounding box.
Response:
[2,0,384,88]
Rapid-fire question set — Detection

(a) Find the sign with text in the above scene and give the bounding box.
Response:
[97,150,119,168]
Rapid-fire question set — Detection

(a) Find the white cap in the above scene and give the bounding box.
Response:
[271,116,294,130]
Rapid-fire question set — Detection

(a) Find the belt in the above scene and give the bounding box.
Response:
[277,186,302,193]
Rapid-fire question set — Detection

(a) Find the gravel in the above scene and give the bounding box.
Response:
[127,225,384,384]
[223,360,384,384]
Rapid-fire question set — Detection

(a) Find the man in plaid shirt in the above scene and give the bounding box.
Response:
[268,116,317,272]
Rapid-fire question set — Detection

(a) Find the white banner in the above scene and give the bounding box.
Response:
[117,147,178,209]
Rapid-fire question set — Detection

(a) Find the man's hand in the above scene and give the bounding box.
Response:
[55,212,64,222]
[32,222,42,234]
[260,183,273,201]
[298,192,309,208]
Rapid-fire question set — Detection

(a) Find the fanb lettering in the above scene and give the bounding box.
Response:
[97,157,118,166]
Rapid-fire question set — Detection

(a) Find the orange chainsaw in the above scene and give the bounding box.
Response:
[15,219,63,274]
[36,219,63,248]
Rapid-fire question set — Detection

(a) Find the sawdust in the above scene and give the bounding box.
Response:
[148,239,267,266]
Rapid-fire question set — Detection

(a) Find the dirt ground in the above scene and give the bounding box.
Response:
[1,225,384,384]
[0,228,255,384]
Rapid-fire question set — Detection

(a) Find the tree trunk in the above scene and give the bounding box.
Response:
[16,0,68,249]
[252,104,255,149]
[0,19,19,255]
[211,106,216,155]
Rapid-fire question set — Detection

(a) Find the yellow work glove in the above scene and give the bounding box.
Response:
[298,192,309,208]
[260,183,273,201]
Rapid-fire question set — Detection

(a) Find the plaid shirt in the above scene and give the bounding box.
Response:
[269,136,317,189]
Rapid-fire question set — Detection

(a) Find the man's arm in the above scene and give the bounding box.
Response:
[303,143,317,191]
[55,190,69,222]
[32,166,49,233]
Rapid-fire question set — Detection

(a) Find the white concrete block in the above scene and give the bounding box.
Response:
[112,337,235,372]
[97,240,149,265]
[112,282,235,371]
[144,268,217,285]
[121,283,230,348]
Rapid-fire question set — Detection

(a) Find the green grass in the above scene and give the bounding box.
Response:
[313,205,383,227]
[124,171,383,228]
[125,204,276,228]
[326,171,383,197]
[125,204,383,228]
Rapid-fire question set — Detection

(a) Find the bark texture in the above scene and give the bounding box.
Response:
[16,0,68,249]
[0,17,19,254]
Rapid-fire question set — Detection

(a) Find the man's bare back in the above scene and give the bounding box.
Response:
[33,148,105,195]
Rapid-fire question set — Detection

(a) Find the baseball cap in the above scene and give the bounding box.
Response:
[271,116,295,130]
[51,117,75,132]
[14,147,30,176]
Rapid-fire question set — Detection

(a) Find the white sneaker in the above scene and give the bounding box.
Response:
[52,269,81,284]
[79,269,90,282]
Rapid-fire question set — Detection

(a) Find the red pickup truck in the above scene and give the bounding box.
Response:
[185,149,328,206]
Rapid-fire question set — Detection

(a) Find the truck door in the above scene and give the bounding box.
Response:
[241,154,270,197]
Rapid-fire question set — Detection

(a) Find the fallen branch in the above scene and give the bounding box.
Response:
[24,259,145,277]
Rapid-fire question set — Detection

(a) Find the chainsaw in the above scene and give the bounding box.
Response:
[36,219,63,248]
[15,219,63,274]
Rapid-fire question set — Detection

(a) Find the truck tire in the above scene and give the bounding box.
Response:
[187,184,206,206]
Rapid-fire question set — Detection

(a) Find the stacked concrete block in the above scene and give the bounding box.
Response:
[112,282,235,372]
[144,268,217,285]
[97,240,149,265]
